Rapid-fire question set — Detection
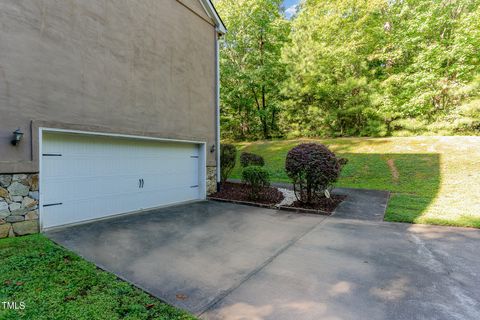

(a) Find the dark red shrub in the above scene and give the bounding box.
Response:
[285,143,345,204]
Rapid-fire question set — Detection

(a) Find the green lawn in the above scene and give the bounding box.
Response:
[0,235,195,320]
[230,136,480,228]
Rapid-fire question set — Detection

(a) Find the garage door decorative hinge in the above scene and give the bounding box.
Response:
[190,185,199,188]
[190,155,199,158]
[43,202,63,207]
[42,153,62,156]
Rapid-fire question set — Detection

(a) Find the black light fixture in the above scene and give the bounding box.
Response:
[210,144,216,153]
[11,128,24,146]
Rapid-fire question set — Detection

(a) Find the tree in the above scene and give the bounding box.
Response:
[282,0,480,137]
[379,0,480,133]
[216,0,480,139]
[281,0,389,137]
[215,0,290,140]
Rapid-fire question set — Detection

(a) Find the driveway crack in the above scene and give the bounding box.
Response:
[198,214,329,316]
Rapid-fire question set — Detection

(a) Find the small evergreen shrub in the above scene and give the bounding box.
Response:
[240,152,265,167]
[241,166,270,199]
[220,144,237,183]
[285,143,345,204]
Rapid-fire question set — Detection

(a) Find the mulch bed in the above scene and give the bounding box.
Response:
[210,182,284,205]
[210,182,347,215]
[287,195,347,213]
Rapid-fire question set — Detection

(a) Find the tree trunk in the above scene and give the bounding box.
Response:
[261,85,269,139]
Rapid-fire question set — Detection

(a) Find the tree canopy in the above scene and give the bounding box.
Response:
[215,0,480,140]
[216,0,290,140]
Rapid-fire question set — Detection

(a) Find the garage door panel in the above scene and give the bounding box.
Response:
[44,172,199,204]
[42,157,126,178]
[42,175,142,204]
[136,188,199,210]
[44,192,145,228]
[41,132,203,229]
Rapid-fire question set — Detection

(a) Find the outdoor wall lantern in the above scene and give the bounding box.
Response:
[11,128,24,146]
[210,144,216,153]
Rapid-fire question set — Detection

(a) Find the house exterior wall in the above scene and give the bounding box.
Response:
[178,0,213,22]
[0,0,218,173]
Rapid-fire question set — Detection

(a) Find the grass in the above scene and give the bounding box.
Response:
[230,136,480,228]
[0,234,195,320]
[0,137,477,318]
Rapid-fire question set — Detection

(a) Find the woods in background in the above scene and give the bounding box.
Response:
[215,0,480,140]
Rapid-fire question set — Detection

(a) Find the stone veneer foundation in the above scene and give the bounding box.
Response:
[0,174,40,238]
[206,166,217,195]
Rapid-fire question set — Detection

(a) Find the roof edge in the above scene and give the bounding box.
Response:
[199,0,227,34]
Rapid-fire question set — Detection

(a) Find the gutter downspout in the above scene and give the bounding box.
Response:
[215,29,221,191]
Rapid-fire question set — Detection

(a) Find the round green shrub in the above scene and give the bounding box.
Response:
[241,166,270,198]
[240,152,265,167]
[220,144,237,183]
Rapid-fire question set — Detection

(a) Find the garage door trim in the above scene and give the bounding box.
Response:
[38,127,207,231]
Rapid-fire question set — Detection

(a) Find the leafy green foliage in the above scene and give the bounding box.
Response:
[220,144,237,183]
[380,0,480,135]
[285,143,343,204]
[216,0,480,138]
[215,0,290,140]
[240,152,265,167]
[241,166,271,198]
[0,235,195,320]
[282,0,387,137]
[282,0,480,137]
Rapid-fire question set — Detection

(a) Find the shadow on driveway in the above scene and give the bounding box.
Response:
[46,201,480,320]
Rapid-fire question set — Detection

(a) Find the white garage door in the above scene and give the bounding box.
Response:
[40,132,204,229]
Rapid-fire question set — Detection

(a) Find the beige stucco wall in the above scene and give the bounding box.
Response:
[0,0,218,173]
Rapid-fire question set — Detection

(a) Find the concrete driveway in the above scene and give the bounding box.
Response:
[46,201,480,320]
